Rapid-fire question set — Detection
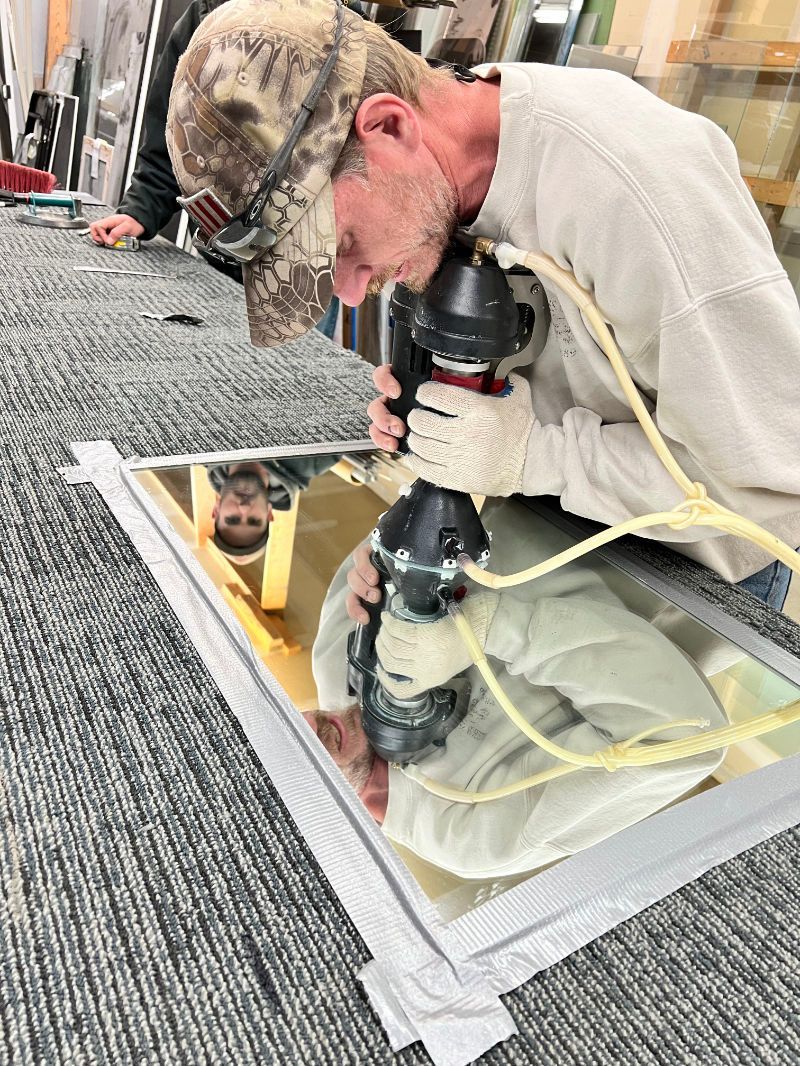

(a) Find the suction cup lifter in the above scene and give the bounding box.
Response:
[17,192,87,229]
[346,239,539,764]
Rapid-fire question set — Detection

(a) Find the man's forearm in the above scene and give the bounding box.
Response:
[521,414,724,543]
[486,595,725,740]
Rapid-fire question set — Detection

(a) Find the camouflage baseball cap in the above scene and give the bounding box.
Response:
[166,0,367,347]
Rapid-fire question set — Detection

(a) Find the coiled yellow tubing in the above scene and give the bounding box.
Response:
[403,241,800,805]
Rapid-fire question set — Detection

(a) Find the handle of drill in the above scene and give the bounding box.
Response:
[348,550,389,673]
[387,284,432,454]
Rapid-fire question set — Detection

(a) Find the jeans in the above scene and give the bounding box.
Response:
[737,552,797,610]
[315,297,340,340]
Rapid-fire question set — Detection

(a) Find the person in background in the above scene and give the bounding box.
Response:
[208,455,339,563]
[209,463,274,564]
[89,0,340,337]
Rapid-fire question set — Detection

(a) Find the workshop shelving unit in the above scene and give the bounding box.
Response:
[659,36,800,288]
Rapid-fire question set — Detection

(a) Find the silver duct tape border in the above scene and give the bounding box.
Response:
[66,440,800,1061]
[67,441,517,1066]
[449,753,800,991]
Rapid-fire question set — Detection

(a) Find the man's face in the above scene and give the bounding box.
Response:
[332,164,458,308]
[303,705,375,793]
[213,468,273,549]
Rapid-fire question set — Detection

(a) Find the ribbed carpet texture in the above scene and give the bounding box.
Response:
[1,208,799,1064]
[0,209,374,463]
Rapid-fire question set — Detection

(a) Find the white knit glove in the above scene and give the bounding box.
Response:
[405,373,534,497]
[376,592,498,698]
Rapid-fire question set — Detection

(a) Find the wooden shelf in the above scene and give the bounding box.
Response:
[667,39,800,68]
[744,175,800,208]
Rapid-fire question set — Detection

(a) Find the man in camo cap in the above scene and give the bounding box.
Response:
[168,0,800,612]
[166,0,457,347]
[166,0,367,347]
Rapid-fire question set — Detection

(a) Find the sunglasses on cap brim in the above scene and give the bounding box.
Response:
[178,0,345,269]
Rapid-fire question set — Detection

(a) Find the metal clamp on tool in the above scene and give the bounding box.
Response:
[18,191,87,229]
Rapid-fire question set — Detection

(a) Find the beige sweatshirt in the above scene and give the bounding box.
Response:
[467,63,800,582]
[381,499,727,879]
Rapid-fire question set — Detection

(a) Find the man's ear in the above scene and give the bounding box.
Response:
[354,93,421,163]
[212,501,219,520]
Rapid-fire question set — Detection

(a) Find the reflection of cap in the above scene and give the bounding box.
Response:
[213,527,269,565]
[166,0,367,347]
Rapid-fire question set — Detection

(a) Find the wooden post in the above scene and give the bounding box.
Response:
[190,465,218,547]
[221,585,285,654]
[260,498,299,612]
[45,0,73,85]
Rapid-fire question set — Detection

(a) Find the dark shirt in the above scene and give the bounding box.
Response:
[118,0,226,240]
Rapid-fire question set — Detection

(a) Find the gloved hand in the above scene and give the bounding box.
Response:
[405,373,534,497]
[376,592,499,699]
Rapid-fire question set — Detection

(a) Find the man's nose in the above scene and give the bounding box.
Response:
[333,263,371,307]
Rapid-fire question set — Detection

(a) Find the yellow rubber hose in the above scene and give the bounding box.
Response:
[404,601,800,804]
[401,717,714,804]
[458,241,800,590]
[407,242,800,803]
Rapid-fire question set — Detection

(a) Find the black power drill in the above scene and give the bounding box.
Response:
[346,239,536,764]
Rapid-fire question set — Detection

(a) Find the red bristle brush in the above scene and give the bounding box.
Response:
[0,161,58,195]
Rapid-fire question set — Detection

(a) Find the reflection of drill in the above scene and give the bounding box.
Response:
[346,240,536,764]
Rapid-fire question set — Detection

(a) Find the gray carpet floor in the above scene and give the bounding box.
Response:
[1,206,798,1064]
[0,210,375,464]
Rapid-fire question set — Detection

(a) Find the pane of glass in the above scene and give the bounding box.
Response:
[637,2,800,290]
[133,449,800,921]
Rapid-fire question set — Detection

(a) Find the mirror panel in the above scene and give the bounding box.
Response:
[133,449,800,921]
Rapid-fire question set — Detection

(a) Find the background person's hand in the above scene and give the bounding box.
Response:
[89,214,145,246]
[368,364,405,451]
[346,539,383,625]
[376,591,499,698]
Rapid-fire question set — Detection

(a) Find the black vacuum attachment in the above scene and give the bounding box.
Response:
[346,241,535,764]
[387,245,533,452]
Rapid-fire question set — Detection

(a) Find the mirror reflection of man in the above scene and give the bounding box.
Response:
[209,463,274,562]
[308,499,727,880]
[208,455,339,563]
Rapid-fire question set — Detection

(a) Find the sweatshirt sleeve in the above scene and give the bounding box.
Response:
[385,593,726,878]
[484,593,725,744]
[522,275,800,543]
[484,593,727,860]
[117,1,208,238]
